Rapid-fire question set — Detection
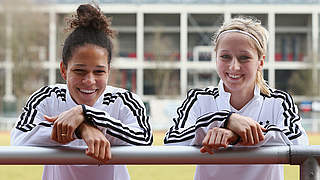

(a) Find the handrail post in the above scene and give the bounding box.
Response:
[290,145,320,180]
[300,157,320,180]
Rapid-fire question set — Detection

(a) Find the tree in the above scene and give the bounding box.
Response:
[1,0,49,113]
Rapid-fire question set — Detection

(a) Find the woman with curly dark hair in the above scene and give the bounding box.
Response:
[11,3,152,180]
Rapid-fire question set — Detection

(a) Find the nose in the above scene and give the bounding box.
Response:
[82,73,95,85]
[229,57,240,71]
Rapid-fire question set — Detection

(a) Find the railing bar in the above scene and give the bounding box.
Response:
[0,145,293,165]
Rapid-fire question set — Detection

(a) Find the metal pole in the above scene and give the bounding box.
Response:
[290,145,320,180]
[300,157,320,180]
[0,146,290,165]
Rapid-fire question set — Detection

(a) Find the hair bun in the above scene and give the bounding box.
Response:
[67,4,114,37]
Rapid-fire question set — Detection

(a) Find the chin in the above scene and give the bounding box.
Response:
[224,84,243,92]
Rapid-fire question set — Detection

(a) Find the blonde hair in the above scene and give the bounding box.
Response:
[212,16,270,96]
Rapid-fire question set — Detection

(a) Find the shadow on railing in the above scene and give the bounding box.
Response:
[0,145,319,180]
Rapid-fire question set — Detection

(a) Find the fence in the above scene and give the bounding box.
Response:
[0,145,319,180]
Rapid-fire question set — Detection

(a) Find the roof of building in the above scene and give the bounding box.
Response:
[37,0,318,4]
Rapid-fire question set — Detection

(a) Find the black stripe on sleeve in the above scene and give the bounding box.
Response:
[164,109,230,144]
[15,86,65,132]
[177,88,219,128]
[165,88,220,144]
[86,91,152,145]
[269,90,303,140]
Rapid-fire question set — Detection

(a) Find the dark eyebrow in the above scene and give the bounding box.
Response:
[220,50,230,53]
[239,50,252,53]
[73,64,107,68]
[96,65,107,68]
[73,64,86,67]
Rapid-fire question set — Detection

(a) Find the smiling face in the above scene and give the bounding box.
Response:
[216,32,264,95]
[60,44,110,106]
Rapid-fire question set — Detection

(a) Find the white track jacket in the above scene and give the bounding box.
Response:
[164,81,308,180]
[11,84,153,180]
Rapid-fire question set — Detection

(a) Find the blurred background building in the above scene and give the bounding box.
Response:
[1,0,320,131]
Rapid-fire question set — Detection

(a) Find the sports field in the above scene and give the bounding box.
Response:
[0,131,319,180]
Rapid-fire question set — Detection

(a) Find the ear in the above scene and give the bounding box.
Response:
[258,55,265,71]
[60,62,67,81]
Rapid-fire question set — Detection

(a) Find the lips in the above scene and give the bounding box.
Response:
[79,88,97,94]
[227,73,241,79]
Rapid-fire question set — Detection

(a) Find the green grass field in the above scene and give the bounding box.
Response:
[0,132,319,180]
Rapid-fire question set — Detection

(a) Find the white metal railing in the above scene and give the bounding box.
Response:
[0,145,320,180]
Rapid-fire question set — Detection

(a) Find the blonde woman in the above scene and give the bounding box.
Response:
[164,16,308,180]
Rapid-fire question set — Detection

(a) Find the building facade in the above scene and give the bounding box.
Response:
[1,0,320,130]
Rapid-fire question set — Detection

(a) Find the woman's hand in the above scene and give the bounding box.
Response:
[227,113,266,145]
[78,122,111,163]
[44,105,85,144]
[200,127,239,154]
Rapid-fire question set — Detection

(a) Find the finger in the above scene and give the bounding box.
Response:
[62,125,73,143]
[261,126,267,132]
[208,130,217,148]
[220,133,228,148]
[202,130,212,146]
[44,115,58,122]
[200,146,214,154]
[247,128,254,145]
[94,141,100,158]
[258,126,265,141]
[86,140,94,156]
[215,130,223,147]
[86,150,99,162]
[200,146,206,153]
[51,124,57,142]
[67,125,74,142]
[200,146,207,153]
[105,141,111,160]
[60,123,68,141]
[251,125,259,145]
[57,122,63,143]
[99,142,106,161]
[241,131,248,145]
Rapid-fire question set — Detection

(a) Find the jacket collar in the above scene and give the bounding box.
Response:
[217,80,261,111]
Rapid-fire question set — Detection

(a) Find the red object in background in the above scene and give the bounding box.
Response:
[275,53,304,61]
[128,52,137,58]
[287,53,293,61]
[299,101,312,112]
[275,53,282,61]
[298,53,303,61]
[170,52,180,61]
[144,53,154,61]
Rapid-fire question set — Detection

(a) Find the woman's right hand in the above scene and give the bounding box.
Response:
[78,123,111,163]
[227,113,266,145]
[44,105,85,144]
[200,127,239,154]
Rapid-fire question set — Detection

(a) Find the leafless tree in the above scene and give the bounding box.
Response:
[149,27,180,97]
[2,0,49,110]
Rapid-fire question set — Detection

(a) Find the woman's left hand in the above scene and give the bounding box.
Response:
[44,105,85,144]
[79,122,112,163]
[200,127,239,154]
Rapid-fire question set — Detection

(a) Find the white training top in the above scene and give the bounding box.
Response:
[164,80,309,180]
[10,84,153,180]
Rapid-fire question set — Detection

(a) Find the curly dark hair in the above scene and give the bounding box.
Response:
[62,3,114,65]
